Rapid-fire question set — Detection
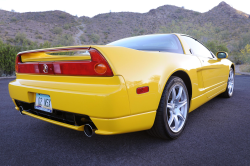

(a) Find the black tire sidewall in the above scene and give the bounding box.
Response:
[162,77,189,139]
[227,68,234,97]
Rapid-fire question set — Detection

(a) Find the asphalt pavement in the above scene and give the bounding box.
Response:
[0,76,250,166]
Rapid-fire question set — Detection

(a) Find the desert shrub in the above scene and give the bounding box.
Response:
[6,37,15,44]
[43,41,52,48]
[63,24,70,30]
[52,27,63,34]
[179,16,184,20]
[132,28,146,36]
[240,44,250,63]
[59,13,66,19]
[0,39,56,75]
[176,9,181,13]
[239,64,250,72]
[158,22,220,43]
[205,41,229,55]
[118,20,123,24]
[88,33,100,44]
[0,40,18,75]
[53,34,74,46]
[79,26,84,30]
[231,33,250,52]
[80,34,86,43]
[10,17,17,22]
[193,12,200,16]
[103,31,109,39]
[35,35,42,39]
[15,32,32,46]
[220,31,230,40]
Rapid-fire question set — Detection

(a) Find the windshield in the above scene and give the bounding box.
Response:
[108,34,184,54]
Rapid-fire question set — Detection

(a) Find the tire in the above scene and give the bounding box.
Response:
[147,76,189,139]
[220,68,234,98]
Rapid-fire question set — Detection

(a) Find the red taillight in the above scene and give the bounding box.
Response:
[18,63,39,74]
[136,86,149,94]
[16,48,113,76]
[15,54,21,73]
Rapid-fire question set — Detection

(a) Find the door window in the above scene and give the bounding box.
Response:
[181,36,213,58]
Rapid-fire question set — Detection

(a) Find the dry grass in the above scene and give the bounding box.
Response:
[239,64,250,72]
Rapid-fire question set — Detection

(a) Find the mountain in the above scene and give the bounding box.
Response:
[0,1,249,50]
[0,10,78,44]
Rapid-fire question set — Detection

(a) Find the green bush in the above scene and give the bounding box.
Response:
[240,44,250,63]
[6,37,15,44]
[88,33,100,44]
[205,41,229,55]
[0,40,18,75]
[10,17,17,22]
[53,34,75,46]
[59,13,66,19]
[41,41,52,48]
[0,38,55,76]
[14,32,32,46]
[52,27,63,34]
[80,34,86,43]
[35,35,43,39]
[63,24,70,30]
[118,20,123,24]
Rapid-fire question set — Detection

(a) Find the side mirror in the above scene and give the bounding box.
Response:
[216,52,228,59]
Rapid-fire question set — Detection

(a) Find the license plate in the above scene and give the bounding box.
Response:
[35,93,53,113]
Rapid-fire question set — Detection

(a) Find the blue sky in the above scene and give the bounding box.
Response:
[0,0,249,17]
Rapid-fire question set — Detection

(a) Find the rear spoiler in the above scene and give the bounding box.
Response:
[17,46,92,56]
[19,46,92,63]
[15,46,113,76]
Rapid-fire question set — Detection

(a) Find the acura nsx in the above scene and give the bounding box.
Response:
[9,34,234,139]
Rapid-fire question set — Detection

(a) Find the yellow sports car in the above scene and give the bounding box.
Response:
[9,34,234,139]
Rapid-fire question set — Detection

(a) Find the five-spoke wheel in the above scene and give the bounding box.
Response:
[166,84,188,133]
[221,68,234,98]
[147,76,189,139]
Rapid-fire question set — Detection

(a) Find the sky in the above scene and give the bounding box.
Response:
[0,0,249,17]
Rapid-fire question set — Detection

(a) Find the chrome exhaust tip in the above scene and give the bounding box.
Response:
[84,124,95,137]
[19,106,25,115]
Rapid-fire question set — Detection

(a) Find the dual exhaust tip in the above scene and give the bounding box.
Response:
[19,106,95,137]
[19,106,25,115]
[84,124,95,137]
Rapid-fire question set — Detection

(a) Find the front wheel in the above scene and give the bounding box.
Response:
[220,68,234,98]
[147,76,189,139]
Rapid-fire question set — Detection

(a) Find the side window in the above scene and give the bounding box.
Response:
[181,36,213,58]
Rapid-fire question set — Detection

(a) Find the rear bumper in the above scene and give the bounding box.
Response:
[9,74,130,118]
[18,108,156,135]
[91,110,156,135]
[9,74,156,134]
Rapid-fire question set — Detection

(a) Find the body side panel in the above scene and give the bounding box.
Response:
[92,46,204,114]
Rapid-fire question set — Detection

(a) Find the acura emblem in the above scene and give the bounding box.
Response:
[43,64,48,73]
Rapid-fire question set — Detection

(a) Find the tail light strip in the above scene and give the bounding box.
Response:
[16,48,113,76]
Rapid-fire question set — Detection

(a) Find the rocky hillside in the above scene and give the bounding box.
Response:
[0,1,249,50]
[0,10,78,45]
[82,1,250,47]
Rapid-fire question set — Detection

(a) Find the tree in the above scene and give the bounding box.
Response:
[240,44,250,63]
[205,41,228,54]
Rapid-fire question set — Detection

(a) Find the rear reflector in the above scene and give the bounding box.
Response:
[136,86,149,94]
[16,48,113,76]
[94,63,107,74]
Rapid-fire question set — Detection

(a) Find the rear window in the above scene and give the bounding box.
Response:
[108,34,184,54]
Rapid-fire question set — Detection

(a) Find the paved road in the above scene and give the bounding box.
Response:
[1,76,250,166]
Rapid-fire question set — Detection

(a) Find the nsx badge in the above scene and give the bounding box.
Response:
[43,64,48,73]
